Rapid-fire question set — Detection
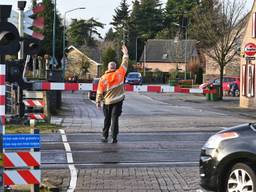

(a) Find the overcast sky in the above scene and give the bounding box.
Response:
[1,0,254,37]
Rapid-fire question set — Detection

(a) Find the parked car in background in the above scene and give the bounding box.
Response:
[88,78,100,100]
[125,72,143,85]
[200,123,256,191]
[199,76,240,96]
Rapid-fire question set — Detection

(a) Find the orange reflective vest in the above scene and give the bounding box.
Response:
[96,55,128,105]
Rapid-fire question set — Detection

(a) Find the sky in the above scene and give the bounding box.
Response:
[1,0,254,37]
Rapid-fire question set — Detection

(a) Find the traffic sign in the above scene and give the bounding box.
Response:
[4,170,40,185]
[24,17,44,29]
[246,57,256,61]
[23,3,45,40]
[4,152,40,168]
[244,43,256,56]
[24,3,45,17]
[3,134,40,149]
[24,27,44,41]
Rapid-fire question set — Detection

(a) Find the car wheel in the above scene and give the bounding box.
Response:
[88,93,93,100]
[224,163,256,192]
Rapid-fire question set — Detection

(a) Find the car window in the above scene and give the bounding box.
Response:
[223,78,229,82]
[127,74,140,78]
[92,79,99,84]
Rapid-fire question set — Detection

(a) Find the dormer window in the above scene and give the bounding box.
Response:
[162,53,168,59]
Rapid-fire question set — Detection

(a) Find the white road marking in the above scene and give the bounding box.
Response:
[59,129,77,192]
[140,93,169,105]
[140,93,228,116]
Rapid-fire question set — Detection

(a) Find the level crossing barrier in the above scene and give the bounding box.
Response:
[23,91,46,121]
[32,81,206,94]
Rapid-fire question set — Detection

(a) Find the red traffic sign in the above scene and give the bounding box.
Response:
[244,43,256,56]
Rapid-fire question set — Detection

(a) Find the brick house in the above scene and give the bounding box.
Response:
[203,17,248,82]
[65,46,102,81]
[203,53,241,82]
[240,1,256,108]
[139,39,202,77]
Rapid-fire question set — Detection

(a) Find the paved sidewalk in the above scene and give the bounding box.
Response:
[43,167,207,192]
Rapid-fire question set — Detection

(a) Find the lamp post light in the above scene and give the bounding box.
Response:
[62,7,85,79]
[172,22,188,80]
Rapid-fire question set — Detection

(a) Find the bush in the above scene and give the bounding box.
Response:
[178,79,193,88]
[169,79,177,86]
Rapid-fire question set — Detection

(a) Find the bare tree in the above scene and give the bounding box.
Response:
[191,0,247,99]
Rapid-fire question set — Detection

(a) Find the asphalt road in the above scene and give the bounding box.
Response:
[41,92,254,191]
[58,92,252,133]
[41,131,213,167]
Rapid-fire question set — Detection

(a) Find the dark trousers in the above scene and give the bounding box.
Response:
[103,100,123,139]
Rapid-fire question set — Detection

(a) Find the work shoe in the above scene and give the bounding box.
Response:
[112,139,118,144]
[101,137,108,143]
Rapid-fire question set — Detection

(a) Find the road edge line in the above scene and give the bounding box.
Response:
[59,129,77,192]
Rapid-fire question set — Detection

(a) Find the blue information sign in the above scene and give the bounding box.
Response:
[3,134,40,149]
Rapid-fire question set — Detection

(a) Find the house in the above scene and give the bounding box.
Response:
[240,1,256,108]
[139,39,202,77]
[65,45,102,81]
[203,53,241,82]
[203,18,248,82]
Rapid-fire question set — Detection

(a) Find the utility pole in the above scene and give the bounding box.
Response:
[50,0,58,68]
[17,1,27,118]
[0,5,21,191]
[143,43,147,76]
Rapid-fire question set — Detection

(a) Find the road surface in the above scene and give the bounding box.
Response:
[41,92,253,191]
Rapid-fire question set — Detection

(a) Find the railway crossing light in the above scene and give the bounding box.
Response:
[24,37,41,55]
[0,5,20,55]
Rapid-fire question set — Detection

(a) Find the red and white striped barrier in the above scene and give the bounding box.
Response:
[32,81,223,95]
[32,82,204,94]
[4,170,41,185]
[4,152,40,168]
[0,64,5,131]
[28,113,46,120]
[23,99,45,107]
[33,82,92,91]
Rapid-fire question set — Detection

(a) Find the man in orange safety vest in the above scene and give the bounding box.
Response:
[96,45,129,143]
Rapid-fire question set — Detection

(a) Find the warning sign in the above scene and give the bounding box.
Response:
[244,43,256,56]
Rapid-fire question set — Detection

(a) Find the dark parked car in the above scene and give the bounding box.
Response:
[88,78,99,100]
[125,72,142,85]
[200,123,256,192]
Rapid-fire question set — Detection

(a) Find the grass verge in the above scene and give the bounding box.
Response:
[5,123,61,134]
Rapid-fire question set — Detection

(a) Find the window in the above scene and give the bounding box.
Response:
[247,64,255,97]
[242,65,246,96]
[253,12,256,38]
[242,64,255,97]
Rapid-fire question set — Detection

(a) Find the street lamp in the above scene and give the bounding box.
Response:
[62,7,86,79]
[172,22,188,80]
